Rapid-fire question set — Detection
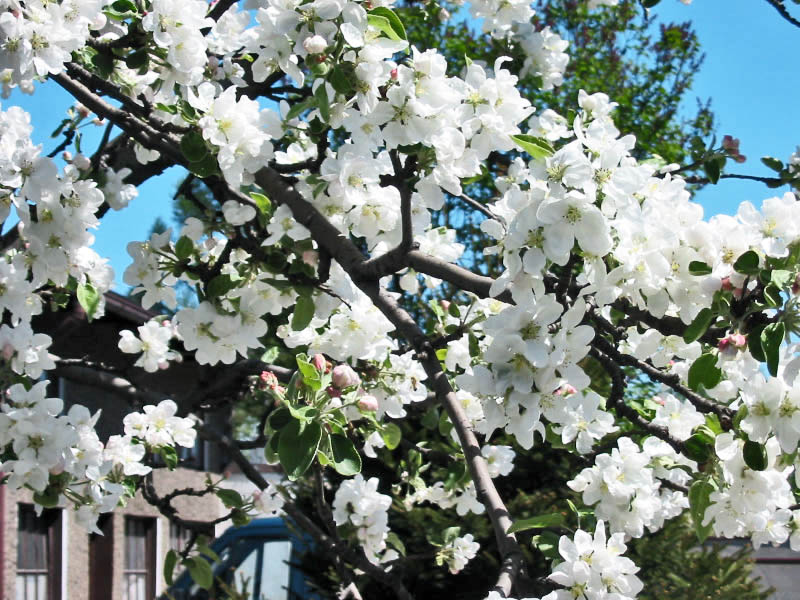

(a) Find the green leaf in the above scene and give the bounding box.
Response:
[231,508,250,527]
[761,156,784,172]
[264,432,281,465]
[91,52,115,78]
[688,261,713,276]
[367,14,402,41]
[33,488,61,509]
[159,445,178,469]
[175,236,194,261]
[506,512,565,534]
[77,282,101,322]
[250,192,271,215]
[703,158,721,184]
[748,325,766,362]
[124,49,148,70]
[771,269,793,288]
[381,423,402,450]
[330,434,362,476]
[688,353,721,392]
[688,479,714,542]
[196,536,221,562]
[510,134,555,160]
[531,531,561,560]
[329,65,355,96]
[641,0,661,7]
[764,282,782,308]
[216,488,244,509]
[187,153,219,178]
[292,295,315,331]
[761,322,785,377]
[285,97,315,121]
[683,307,714,344]
[386,531,406,556]
[266,407,292,433]
[111,0,137,11]
[164,549,178,586]
[180,130,208,162]
[156,103,178,115]
[442,526,461,545]
[314,84,330,123]
[368,7,407,40]
[684,432,712,463]
[732,250,760,275]
[743,440,768,471]
[278,420,322,480]
[184,557,213,590]
[207,274,235,298]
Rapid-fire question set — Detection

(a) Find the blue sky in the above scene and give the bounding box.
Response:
[4,0,798,291]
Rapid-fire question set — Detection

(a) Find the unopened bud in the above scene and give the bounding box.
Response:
[302,250,319,267]
[358,394,379,412]
[75,103,91,118]
[718,332,747,358]
[62,151,73,162]
[720,276,733,291]
[326,386,341,398]
[438,7,450,21]
[332,364,360,389]
[390,68,398,80]
[72,154,91,170]
[2,342,15,361]
[439,300,451,311]
[303,34,328,55]
[312,353,327,373]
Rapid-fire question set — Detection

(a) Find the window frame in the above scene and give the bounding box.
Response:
[16,503,62,600]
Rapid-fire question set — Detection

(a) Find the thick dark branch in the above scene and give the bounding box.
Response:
[764,0,800,29]
[592,334,733,425]
[407,251,513,303]
[589,348,687,456]
[208,0,239,21]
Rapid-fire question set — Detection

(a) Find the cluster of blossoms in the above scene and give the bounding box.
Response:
[4,0,800,594]
[332,474,397,565]
[485,521,643,600]
[568,437,693,538]
[0,383,196,532]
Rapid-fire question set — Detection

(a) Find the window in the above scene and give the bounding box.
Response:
[16,504,62,600]
[122,517,156,600]
[89,514,113,600]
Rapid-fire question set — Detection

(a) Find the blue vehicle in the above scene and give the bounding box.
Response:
[165,518,316,600]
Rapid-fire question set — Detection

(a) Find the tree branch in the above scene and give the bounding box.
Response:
[764,0,800,29]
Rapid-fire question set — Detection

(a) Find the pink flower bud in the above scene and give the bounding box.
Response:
[358,394,379,412]
[302,250,319,267]
[326,386,341,398]
[390,68,398,80]
[260,371,280,390]
[440,300,451,311]
[75,103,91,118]
[332,364,360,389]
[312,353,327,373]
[2,343,15,361]
[719,332,746,358]
[720,277,733,291]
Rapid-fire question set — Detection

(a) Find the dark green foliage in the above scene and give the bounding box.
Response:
[630,518,773,600]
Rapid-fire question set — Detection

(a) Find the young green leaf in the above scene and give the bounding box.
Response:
[761,322,785,377]
[278,420,322,480]
[742,440,768,471]
[688,479,714,542]
[688,353,722,392]
[291,295,315,331]
[688,261,713,276]
[506,512,566,534]
[683,307,714,344]
[369,7,407,40]
[732,250,760,275]
[330,433,362,476]
[184,557,213,590]
[164,549,178,586]
[510,134,555,160]
[381,423,402,450]
[77,281,101,322]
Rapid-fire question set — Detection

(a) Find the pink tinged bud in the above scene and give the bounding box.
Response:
[312,353,327,373]
[75,103,91,118]
[390,68,398,80]
[72,154,91,171]
[326,386,341,398]
[260,371,279,390]
[732,287,743,300]
[2,343,15,361]
[303,35,328,55]
[720,276,733,291]
[730,333,747,348]
[332,364,361,389]
[722,135,740,153]
[158,361,169,370]
[719,333,746,358]
[302,250,319,267]
[358,394,379,412]
[62,151,72,162]
[439,300,451,311]
[734,154,746,163]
